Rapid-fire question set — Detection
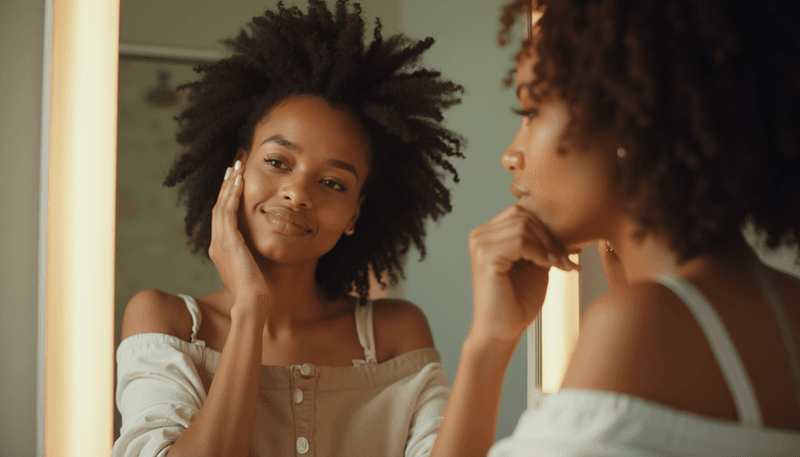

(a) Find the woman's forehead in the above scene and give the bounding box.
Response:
[515,54,537,97]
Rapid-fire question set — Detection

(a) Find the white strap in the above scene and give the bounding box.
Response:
[657,276,762,427]
[353,300,377,365]
[177,294,203,344]
[756,270,800,412]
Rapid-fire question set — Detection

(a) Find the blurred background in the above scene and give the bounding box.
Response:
[4,0,800,455]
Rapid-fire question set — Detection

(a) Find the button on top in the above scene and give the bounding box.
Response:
[293,388,304,404]
[296,436,309,454]
[299,363,314,377]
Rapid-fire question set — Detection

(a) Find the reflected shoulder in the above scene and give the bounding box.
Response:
[372,298,435,362]
[121,288,193,342]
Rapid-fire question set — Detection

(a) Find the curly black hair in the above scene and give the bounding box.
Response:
[164,0,465,301]
[499,0,800,262]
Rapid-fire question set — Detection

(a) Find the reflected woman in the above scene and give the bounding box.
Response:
[430,0,800,455]
[113,1,464,456]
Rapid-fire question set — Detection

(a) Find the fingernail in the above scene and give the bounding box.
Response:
[234,160,241,170]
[234,175,240,185]
[563,255,582,271]
[547,253,557,264]
[224,167,231,180]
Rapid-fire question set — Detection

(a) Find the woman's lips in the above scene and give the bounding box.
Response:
[261,207,313,235]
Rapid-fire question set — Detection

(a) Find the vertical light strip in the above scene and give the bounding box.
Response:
[540,254,580,393]
[46,0,119,454]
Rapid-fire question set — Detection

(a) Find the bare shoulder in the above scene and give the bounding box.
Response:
[121,289,194,342]
[371,298,435,362]
[561,282,686,394]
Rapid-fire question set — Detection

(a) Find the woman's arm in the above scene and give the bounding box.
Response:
[117,162,271,457]
[430,333,520,457]
[162,297,266,457]
[166,161,270,457]
[117,291,267,457]
[430,205,577,457]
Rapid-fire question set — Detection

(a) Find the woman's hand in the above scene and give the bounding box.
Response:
[598,240,628,292]
[468,204,579,345]
[208,160,270,320]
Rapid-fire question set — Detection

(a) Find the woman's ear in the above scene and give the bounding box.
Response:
[346,195,366,235]
[234,147,249,165]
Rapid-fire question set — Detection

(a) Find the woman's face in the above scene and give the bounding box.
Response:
[235,95,371,264]
[502,54,619,248]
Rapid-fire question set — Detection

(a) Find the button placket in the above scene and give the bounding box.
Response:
[291,364,317,456]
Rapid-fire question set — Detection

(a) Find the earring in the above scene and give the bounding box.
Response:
[616,147,627,159]
[347,228,355,235]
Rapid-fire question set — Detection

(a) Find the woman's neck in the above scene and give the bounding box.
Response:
[224,256,337,339]
[612,230,680,284]
[609,221,757,284]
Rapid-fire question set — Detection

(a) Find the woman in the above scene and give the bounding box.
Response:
[430,0,800,455]
[113,1,464,456]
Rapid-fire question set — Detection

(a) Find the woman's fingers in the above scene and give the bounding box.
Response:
[471,205,579,272]
[210,160,245,259]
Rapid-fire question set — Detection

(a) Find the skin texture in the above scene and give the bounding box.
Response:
[121,96,435,457]
[502,57,620,248]
[430,52,800,457]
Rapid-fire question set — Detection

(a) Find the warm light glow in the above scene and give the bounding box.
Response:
[46,0,119,454]
[541,254,580,393]
[531,9,543,26]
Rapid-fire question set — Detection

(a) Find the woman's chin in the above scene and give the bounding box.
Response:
[568,239,598,251]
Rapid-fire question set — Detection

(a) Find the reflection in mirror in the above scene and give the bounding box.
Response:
[114,49,397,438]
[113,2,429,450]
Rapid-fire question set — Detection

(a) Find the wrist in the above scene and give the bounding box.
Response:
[466,325,525,350]
[230,294,269,327]
[463,329,522,365]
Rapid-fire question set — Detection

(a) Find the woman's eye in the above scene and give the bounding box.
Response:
[321,179,346,191]
[511,107,539,121]
[264,158,288,169]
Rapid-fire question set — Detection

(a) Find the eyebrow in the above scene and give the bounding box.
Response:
[261,134,360,182]
[326,158,359,182]
[262,134,299,150]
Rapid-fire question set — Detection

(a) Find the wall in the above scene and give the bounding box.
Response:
[120,0,402,51]
[400,0,529,439]
[0,0,47,455]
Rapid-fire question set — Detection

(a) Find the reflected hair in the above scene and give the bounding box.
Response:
[164,0,465,300]
[499,0,800,262]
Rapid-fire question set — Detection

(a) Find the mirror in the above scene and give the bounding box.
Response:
[113,0,405,439]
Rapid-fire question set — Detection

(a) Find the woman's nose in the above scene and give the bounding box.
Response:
[280,177,314,208]
[502,149,524,172]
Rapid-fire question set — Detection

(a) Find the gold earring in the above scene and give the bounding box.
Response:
[347,228,355,235]
[616,147,627,159]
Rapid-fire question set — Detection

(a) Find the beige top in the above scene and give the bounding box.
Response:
[488,275,800,456]
[113,296,449,457]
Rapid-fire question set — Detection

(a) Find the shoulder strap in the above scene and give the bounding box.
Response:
[756,269,800,411]
[353,300,377,364]
[656,275,762,427]
[176,294,203,344]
